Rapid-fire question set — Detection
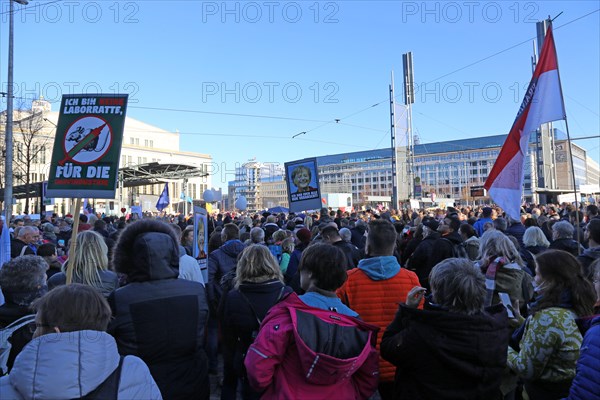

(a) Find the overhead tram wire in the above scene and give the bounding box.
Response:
[123,127,370,148]
[129,105,330,124]
[0,0,63,15]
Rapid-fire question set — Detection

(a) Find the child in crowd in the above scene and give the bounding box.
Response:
[279,237,295,274]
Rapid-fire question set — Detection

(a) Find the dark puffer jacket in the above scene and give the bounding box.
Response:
[381,303,510,400]
[430,231,465,268]
[549,238,583,257]
[207,240,245,311]
[567,316,600,400]
[406,232,441,288]
[108,219,209,400]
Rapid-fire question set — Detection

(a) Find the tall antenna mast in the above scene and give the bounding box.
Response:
[403,52,415,201]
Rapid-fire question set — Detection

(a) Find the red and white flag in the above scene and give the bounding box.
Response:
[484,25,565,220]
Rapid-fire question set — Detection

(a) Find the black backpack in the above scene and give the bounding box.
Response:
[440,238,469,259]
[232,287,286,379]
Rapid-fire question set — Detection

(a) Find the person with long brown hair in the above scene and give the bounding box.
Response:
[508,250,595,400]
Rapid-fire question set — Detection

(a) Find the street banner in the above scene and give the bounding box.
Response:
[46,94,128,198]
[285,158,322,213]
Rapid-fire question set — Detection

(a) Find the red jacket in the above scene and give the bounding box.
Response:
[337,256,421,382]
[245,292,379,399]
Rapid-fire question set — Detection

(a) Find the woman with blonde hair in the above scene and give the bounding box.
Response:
[221,245,292,399]
[47,230,119,297]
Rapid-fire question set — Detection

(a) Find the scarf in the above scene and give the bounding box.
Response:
[484,256,506,307]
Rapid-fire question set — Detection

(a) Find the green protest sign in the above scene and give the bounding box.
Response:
[46,94,128,199]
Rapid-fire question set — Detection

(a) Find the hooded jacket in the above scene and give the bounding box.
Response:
[108,220,209,400]
[0,331,161,399]
[337,256,421,382]
[244,292,379,399]
[380,303,509,400]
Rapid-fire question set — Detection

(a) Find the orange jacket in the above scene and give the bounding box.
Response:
[337,257,421,382]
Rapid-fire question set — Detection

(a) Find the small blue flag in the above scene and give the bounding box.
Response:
[156,183,170,212]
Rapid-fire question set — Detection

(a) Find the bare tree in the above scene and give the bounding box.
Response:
[13,109,51,214]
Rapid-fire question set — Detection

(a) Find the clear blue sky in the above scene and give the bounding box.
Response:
[1,0,599,190]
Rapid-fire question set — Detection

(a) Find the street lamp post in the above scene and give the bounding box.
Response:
[4,0,29,223]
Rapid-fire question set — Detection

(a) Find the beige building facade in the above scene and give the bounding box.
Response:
[1,97,212,216]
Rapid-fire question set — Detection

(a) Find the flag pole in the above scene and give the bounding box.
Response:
[390,71,398,211]
[547,19,582,252]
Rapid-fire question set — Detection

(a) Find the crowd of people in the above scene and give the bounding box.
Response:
[0,201,599,399]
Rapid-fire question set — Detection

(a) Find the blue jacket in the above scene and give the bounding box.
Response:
[0,330,161,399]
[566,315,600,400]
[473,217,493,237]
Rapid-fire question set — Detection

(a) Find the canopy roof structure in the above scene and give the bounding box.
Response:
[119,162,208,188]
[1,162,208,200]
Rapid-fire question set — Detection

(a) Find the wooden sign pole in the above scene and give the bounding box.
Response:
[65,198,82,285]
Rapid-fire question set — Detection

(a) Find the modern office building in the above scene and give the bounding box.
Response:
[316,130,595,207]
[261,176,289,210]
[224,131,596,211]
[1,97,212,215]
[229,160,284,212]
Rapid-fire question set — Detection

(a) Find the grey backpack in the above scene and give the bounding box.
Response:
[0,314,36,375]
